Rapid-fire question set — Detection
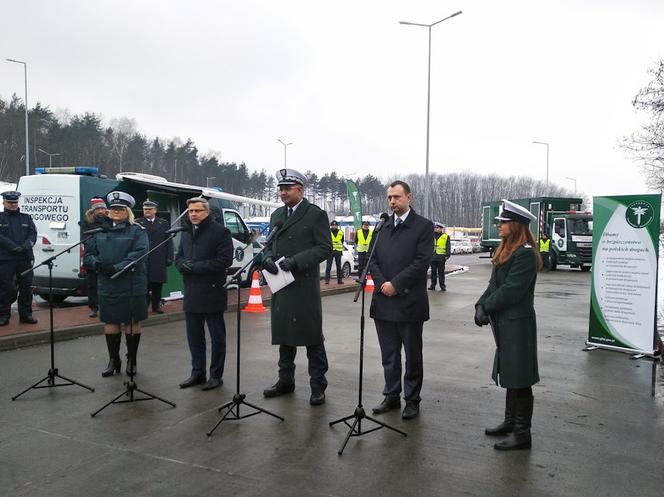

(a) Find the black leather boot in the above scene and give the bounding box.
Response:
[125,333,141,376]
[494,395,533,450]
[102,333,122,377]
[485,389,516,436]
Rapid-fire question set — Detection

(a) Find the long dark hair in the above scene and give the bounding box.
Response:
[493,222,543,270]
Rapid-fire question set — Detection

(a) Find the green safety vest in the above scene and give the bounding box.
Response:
[331,229,343,252]
[539,239,550,253]
[434,233,449,255]
[356,229,373,253]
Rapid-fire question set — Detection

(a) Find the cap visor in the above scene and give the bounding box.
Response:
[494,215,511,221]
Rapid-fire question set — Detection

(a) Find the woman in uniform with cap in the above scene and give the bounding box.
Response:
[84,191,149,377]
[474,199,542,451]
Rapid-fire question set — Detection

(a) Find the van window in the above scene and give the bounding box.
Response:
[224,210,250,243]
[554,218,566,237]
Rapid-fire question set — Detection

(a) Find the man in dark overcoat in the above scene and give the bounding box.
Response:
[261,168,333,406]
[175,197,234,391]
[0,191,37,326]
[369,180,432,420]
[136,199,173,313]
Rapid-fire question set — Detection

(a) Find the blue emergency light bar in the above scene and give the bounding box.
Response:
[35,166,99,176]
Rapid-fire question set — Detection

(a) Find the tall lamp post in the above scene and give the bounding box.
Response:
[6,58,29,176]
[400,10,462,220]
[38,148,61,168]
[532,140,550,188]
[206,176,216,187]
[277,139,293,168]
[565,176,577,195]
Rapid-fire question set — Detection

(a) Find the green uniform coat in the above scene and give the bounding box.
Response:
[263,199,332,346]
[477,245,540,388]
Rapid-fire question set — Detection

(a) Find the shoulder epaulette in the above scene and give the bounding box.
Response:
[523,243,532,249]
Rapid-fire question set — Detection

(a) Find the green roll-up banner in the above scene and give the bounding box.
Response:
[346,180,362,230]
[588,194,661,355]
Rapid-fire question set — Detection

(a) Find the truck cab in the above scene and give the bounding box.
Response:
[548,212,593,271]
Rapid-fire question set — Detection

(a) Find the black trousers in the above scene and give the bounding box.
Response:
[430,259,447,289]
[185,312,226,380]
[87,270,98,309]
[324,252,343,282]
[0,258,34,318]
[277,343,328,391]
[540,252,550,269]
[147,282,163,310]
[357,251,368,276]
[374,319,424,403]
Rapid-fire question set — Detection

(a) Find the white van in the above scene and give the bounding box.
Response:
[17,168,279,302]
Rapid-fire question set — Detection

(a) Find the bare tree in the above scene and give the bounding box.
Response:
[108,117,137,172]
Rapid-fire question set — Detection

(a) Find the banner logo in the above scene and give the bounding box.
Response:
[625,200,654,229]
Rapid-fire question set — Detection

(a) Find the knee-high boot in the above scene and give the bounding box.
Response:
[494,394,533,450]
[102,333,122,377]
[485,389,516,436]
[125,333,141,376]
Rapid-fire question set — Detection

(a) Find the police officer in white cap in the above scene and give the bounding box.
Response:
[261,168,333,405]
[475,199,542,451]
[0,191,37,326]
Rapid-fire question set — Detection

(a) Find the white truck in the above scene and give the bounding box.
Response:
[17,168,280,302]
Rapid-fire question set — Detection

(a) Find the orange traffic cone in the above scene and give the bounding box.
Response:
[243,271,267,313]
[365,274,375,293]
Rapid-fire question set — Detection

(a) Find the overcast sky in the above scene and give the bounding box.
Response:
[1,0,662,199]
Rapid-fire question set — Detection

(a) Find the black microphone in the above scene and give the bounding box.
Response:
[263,220,284,245]
[373,212,390,232]
[165,226,188,235]
[83,226,107,235]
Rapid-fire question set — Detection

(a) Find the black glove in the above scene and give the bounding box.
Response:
[262,257,279,275]
[98,263,116,276]
[474,305,490,327]
[11,246,25,254]
[179,260,194,274]
[278,257,296,272]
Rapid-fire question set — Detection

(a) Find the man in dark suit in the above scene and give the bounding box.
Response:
[136,199,173,313]
[369,180,433,419]
[261,168,333,406]
[175,197,234,391]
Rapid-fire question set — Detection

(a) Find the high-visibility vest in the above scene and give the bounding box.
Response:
[356,229,373,253]
[331,230,343,252]
[539,239,550,253]
[434,233,449,255]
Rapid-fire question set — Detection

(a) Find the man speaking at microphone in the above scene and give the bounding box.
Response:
[369,180,432,420]
[261,168,333,406]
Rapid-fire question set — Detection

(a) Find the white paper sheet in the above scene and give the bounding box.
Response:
[262,257,295,293]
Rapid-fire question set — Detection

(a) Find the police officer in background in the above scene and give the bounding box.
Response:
[0,191,37,326]
[324,220,344,284]
[356,219,373,276]
[136,199,173,313]
[429,223,450,291]
[538,232,550,271]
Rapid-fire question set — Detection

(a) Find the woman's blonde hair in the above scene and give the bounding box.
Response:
[493,222,543,270]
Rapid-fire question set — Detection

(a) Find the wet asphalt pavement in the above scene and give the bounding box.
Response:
[1,253,662,497]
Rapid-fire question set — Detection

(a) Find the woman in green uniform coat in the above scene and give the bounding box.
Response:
[475,199,542,451]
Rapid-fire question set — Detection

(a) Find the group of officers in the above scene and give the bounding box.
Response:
[1,167,541,452]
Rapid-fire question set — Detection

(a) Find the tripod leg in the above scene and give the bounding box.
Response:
[55,373,95,392]
[242,399,285,421]
[365,414,408,437]
[11,375,50,400]
[329,412,357,427]
[134,387,176,408]
[207,401,241,436]
[338,416,360,456]
[91,389,133,417]
[216,399,236,413]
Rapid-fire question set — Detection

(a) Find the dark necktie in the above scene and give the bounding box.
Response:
[288,207,293,218]
[395,217,403,226]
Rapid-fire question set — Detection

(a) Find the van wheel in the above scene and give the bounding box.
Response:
[342,262,351,279]
[580,265,591,272]
[38,294,67,303]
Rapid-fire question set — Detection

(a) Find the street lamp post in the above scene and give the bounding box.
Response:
[277,139,293,168]
[532,140,550,188]
[565,176,577,195]
[6,58,29,176]
[400,11,462,220]
[206,176,216,187]
[38,148,61,168]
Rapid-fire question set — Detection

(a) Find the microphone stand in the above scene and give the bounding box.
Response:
[12,236,96,400]
[91,231,177,417]
[207,232,284,437]
[329,223,407,455]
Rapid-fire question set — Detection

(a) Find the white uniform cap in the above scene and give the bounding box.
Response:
[495,199,536,224]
